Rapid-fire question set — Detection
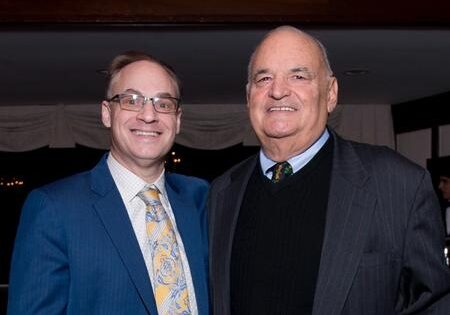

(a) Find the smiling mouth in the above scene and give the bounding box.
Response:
[267,106,297,112]
[132,130,161,136]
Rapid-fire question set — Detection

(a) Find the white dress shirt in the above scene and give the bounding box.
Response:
[107,153,198,314]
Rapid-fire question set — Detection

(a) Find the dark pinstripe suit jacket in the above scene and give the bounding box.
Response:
[208,130,450,315]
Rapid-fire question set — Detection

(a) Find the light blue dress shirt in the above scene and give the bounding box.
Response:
[260,129,330,179]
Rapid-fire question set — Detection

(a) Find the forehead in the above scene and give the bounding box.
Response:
[251,30,323,74]
[112,60,177,94]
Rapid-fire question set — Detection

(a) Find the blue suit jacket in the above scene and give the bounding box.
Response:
[8,155,209,315]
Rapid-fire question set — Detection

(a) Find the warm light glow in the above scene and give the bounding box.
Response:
[169,151,182,166]
[0,176,25,189]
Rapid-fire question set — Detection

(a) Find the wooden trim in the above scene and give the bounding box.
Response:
[2,0,450,25]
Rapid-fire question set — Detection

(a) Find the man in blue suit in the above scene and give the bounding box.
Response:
[8,51,209,314]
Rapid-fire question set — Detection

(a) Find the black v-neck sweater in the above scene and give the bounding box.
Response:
[230,138,333,315]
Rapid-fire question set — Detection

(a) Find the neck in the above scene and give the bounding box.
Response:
[261,135,320,162]
[110,151,165,183]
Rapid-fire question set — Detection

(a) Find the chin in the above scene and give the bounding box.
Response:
[264,128,296,139]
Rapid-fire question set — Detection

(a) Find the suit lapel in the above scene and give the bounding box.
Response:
[210,156,258,313]
[165,175,209,315]
[90,157,157,315]
[312,134,376,315]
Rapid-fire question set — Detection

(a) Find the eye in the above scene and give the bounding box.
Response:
[121,94,142,107]
[120,95,133,105]
[254,75,272,86]
[154,98,177,112]
[293,74,306,80]
[256,76,271,83]
[158,101,169,109]
[291,71,314,81]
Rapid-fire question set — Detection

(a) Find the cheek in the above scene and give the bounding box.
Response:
[110,112,136,133]
[161,116,180,135]
[247,105,263,128]
[248,95,265,116]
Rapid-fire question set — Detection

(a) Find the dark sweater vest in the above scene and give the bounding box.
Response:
[230,138,333,315]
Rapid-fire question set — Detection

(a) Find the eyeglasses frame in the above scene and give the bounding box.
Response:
[107,93,181,114]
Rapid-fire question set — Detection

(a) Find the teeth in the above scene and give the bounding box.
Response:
[268,106,295,112]
[134,130,159,136]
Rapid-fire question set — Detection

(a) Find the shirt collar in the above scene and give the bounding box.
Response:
[106,153,166,202]
[260,128,330,177]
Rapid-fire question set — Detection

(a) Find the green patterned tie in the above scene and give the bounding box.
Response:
[271,161,293,183]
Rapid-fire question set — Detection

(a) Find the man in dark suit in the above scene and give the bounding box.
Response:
[8,51,209,314]
[208,26,450,314]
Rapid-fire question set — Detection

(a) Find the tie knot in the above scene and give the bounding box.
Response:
[137,186,161,206]
[137,186,167,221]
[270,161,293,183]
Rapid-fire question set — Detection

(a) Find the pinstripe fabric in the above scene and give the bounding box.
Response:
[208,130,450,315]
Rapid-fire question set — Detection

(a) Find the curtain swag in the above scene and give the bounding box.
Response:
[0,104,394,152]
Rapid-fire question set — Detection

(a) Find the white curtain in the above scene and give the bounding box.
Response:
[0,103,394,152]
[330,104,395,149]
[0,104,110,151]
[177,104,253,149]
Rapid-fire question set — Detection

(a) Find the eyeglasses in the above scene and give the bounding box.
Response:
[108,93,180,114]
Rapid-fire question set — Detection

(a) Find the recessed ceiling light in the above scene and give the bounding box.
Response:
[344,69,369,76]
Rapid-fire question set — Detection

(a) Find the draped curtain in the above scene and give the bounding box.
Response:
[0,104,394,152]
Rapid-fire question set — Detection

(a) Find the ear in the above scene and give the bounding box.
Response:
[175,108,182,134]
[326,76,338,113]
[246,82,251,109]
[101,100,112,128]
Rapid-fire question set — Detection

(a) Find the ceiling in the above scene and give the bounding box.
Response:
[1,26,450,106]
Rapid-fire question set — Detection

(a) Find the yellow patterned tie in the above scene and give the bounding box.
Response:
[138,187,191,315]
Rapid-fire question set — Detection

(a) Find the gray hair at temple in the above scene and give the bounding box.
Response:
[247,26,333,83]
[105,50,182,99]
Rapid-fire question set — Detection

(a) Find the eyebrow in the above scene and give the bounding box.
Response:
[252,69,270,79]
[121,89,174,98]
[290,67,312,73]
[122,88,143,95]
[253,66,313,77]
[156,92,174,98]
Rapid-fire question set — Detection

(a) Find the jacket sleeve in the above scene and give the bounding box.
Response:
[7,189,69,315]
[398,171,450,314]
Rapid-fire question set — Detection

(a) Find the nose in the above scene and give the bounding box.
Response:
[136,102,157,122]
[269,77,290,100]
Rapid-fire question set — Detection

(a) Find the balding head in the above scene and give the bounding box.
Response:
[248,26,333,83]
